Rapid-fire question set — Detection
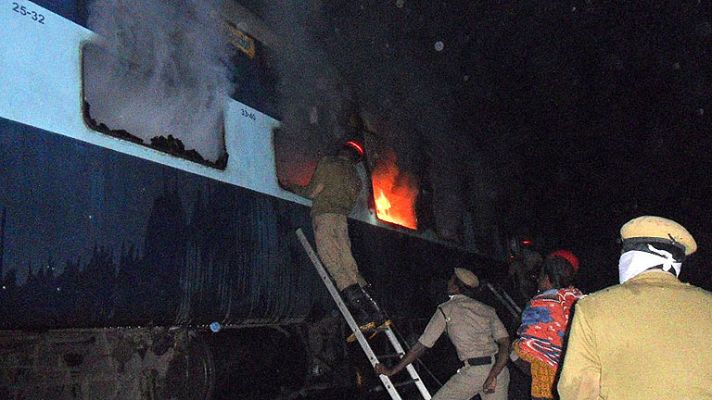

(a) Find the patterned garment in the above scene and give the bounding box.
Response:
[515,349,557,399]
[516,287,583,367]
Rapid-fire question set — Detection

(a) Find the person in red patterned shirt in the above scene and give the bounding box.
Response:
[512,250,583,400]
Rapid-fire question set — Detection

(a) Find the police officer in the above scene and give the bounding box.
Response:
[558,216,712,399]
[375,268,510,400]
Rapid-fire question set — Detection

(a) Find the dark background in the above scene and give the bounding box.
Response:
[297,0,712,293]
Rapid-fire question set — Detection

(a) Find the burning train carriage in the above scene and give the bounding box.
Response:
[0,1,512,398]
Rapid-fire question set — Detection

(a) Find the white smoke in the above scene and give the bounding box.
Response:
[84,0,234,162]
[264,0,355,185]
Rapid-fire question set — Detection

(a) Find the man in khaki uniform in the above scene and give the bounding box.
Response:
[375,268,510,400]
[558,216,712,399]
[287,140,384,331]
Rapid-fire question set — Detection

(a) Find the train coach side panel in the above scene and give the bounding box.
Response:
[0,118,498,329]
[0,118,326,329]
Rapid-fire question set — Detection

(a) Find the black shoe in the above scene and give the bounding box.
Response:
[340,284,375,330]
[360,286,387,329]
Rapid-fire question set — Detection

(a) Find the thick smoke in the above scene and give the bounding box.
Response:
[251,1,499,247]
[264,1,356,186]
[308,1,478,241]
[84,0,235,162]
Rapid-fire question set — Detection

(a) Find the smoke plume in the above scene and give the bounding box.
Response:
[84,0,235,162]
[264,0,356,186]
[265,0,489,240]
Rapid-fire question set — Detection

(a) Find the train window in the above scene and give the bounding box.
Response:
[272,90,361,198]
[228,26,280,119]
[81,39,229,169]
[365,135,419,231]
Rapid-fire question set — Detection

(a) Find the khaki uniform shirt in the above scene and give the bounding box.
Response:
[558,271,712,400]
[419,294,509,360]
[297,156,361,217]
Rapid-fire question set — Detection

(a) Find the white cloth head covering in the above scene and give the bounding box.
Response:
[618,244,682,283]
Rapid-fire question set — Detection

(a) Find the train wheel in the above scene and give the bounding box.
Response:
[164,336,215,400]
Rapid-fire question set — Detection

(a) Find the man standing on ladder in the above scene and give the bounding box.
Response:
[375,268,510,400]
[284,138,386,334]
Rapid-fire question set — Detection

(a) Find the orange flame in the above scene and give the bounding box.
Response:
[371,152,418,230]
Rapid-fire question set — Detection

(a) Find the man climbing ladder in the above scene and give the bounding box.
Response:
[296,229,432,400]
[282,138,385,333]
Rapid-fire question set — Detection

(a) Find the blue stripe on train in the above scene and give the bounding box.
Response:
[0,117,325,328]
[0,117,498,329]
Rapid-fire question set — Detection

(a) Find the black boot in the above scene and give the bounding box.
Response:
[360,285,387,329]
[340,284,376,331]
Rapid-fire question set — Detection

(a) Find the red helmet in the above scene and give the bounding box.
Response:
[548,249,580,273]
[343,139,364,160]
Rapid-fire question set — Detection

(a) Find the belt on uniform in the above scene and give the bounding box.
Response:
[463,355,494,367]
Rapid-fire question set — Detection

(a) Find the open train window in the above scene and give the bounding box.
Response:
[272,93,361,198]
[364,133,419,231]
[228,25,280,119]
[81,40,229,169]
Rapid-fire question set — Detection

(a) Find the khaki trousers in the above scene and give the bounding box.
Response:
[312,213,366,291]
[432,365,509,400]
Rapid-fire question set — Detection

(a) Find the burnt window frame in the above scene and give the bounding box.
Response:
[79,40,229,170]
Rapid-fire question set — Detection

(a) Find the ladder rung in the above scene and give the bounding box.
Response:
[370,378,420,392]
[376,353,404,360]
[393,378,420,388]
[296,228,431,400]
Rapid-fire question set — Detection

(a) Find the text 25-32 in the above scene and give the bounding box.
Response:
[12,2,46,24]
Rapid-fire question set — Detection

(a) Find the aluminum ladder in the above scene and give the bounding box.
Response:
[296,229,432,400]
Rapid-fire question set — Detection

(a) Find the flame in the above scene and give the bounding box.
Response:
[375,189,392,214]
[371,152,418,230]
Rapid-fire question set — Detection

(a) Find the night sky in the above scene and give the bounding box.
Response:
[260,0,712,291]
